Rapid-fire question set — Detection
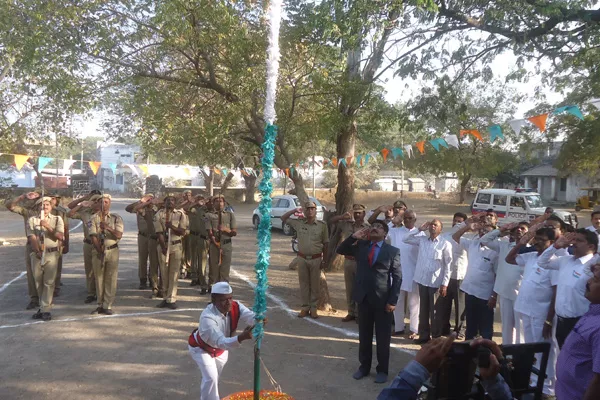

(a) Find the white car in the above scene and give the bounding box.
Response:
[252,195,326,235]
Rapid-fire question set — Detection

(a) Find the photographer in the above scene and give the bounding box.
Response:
[377,335,512,400]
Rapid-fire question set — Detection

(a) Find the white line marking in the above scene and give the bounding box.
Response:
[69,221,83,232]
[231,269,416,356]
[0,272,26,295]
[0,308,203,329]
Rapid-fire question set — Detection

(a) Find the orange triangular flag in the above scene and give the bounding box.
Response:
[346,156,353,165]
[415,141,425,154]
[332,157,338,167]
[381,148,390,162]
[88,161,102,175]
[213,167,222,175]
[13,154,30,171]
[285,168,290,177]
[460,129,483,141]
[527,113,549,132]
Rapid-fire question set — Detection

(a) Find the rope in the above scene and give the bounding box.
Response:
[259,351,282,393]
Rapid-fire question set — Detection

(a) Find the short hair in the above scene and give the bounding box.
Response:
[453,212,468,221]
[405,209,417,219]
[393,200,407,209]
[90,189,102,195]
[536,227,557,242]
[371,220,389,234]
[547,215,567,232]
[592,211,600,219]
[432,219,443,229]
[518,221,531,227]
[575,228,599,252]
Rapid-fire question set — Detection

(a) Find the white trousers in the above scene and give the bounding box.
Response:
[499,296,522,345]
[188,345,229,400]
[517,312,558,396]
[394,283,420,334]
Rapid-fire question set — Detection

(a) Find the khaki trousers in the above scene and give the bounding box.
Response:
[158,245,183,303]
[182,235,192,272]
[343,259,358,316]
[148,238,160,290]
[137,233,150,283]
[297,257,321,311]
[208,241,232,285]
[25,242,38,301]
[30,251,60,312]
[54,254,63,288]
[83,242,96,296]
[191,235,209,289]
[92,247,120,310]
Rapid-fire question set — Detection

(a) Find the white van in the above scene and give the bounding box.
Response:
[471,188,578,227]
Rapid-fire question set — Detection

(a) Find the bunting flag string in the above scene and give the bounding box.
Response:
[589,98,600,110]
[488,125,504,143]
[88,161,102,176]
[138,165,149,176]
[38,157,53,171]
[460,129,483,141]
[14,155,30,171]
[404,145,413,158]
[415,141,426,155]
[63,159,77,172]
[554,105,584,120]
[108,163,118,175]
[527,113,549,132]
[391,147,404,159]
[381,148,390,162]
[444,134,460,148]
[508,119,529,135]
[364,154,371,165]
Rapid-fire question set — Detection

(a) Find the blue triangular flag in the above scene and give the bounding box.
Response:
[222,168,228,176]
[356,155,363,166]
[364,154,371,165]
[391,147,404,159]
[38,156,53,171]
[429,139,441,152]
[488,125,504,143]
[339,158,347,167]
[554,105,584,120]
[289,167,294,177]
[108,162,117,175]
[437,138,449,149]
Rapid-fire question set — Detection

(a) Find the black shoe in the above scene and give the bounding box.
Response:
[392,330,405,336]
[32,310,43,319]
[414,336,431,344]
[352,369,369,380]
[156,300,168,308]
[156,290,164,298]
[103,309,114,315]
[167,302,178,310]
[374,372,388,384]
[84,296,96,304]
[200,288,208,295]
[91,307,105,315]
[26,300,40,310]
[41,312,52,321]
[190,280,199,287]
[139,282,148,290]
[53,288,61,297]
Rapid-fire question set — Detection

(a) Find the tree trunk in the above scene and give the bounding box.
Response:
[242,174,257,204]
[459,174,472,204]
[317,270,334,312]
[291,171,309,205]
[200,168,215,196]
[220,172,234,192]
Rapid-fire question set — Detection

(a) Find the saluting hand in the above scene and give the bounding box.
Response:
[341,211,353,220]
[499,222,518,232]
[26,192,40,200]
[518,231,534,246]
[419,221,431,232]
[554,232,575,249]
[352,227,370,240]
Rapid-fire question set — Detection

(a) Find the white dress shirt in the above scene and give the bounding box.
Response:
[514,252,559,319]
[404,231,453,288]
[480,229,522,301]
[459,237,499,300]
[586,225,600,246]
[388,226,423,292]
[198,302,255,350]
[537,247,598,318]
[441,222,470,281]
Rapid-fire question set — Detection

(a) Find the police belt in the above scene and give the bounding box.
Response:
[171,239,182,245]
[190,231,209,240]
[45,247,60,253]
[83,238,93,245]
[105,244,118,250]
[138,231,148,237]
[298,252,323,260]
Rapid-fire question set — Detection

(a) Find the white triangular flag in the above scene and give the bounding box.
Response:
[124,164,140,177]
[444,134,460,149]
[508,119,529,135]
[404,145,413,159]
[63,159,76,172]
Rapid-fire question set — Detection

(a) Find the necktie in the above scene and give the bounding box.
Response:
[368,242,377,266]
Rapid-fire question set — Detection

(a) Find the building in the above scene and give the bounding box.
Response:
[520,164,596,203]
[97,143,141,192]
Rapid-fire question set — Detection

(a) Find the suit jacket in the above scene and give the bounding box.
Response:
[337,235,402,307]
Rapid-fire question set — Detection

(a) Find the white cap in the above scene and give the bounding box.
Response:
[211,282,232,295]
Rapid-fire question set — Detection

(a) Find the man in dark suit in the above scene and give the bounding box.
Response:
[337,220,402,384]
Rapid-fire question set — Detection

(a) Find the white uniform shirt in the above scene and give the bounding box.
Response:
[537,247,598,318]
[388,226,423,292]
[442,222,470,280]
[586,225,600,247]
[404,231,453,288]
[480,229,522,301]
[198,302,255,351]
[514,252,559,319]
[459,237,499,300]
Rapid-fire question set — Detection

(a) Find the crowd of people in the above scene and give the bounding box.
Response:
[5,190,236,319]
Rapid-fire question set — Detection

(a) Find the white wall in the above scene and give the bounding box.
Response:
[0,168,35,187]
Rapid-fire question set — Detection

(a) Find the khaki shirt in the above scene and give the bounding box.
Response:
[288,218,329,256]
[89,213,124,247]
[70,209,97,240]
[154,208,189,243]
[136,209,150,233]
[26,214,65,248]
[207,210,236,240]
[339,220,370,241]
[189,207,209,236]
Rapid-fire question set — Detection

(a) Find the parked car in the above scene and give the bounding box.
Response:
[471,188,578,227]
[252,195,326,235]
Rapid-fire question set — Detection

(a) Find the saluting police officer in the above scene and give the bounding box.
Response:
[183,195,211,294]
[281,201,329,319]
[26,196,65,321]
[49,194,69,297]
[89,194,124,315]
[180,189,194,278]
[125,193,156,290]
[154,193,189,309]
[207,194,237,287]
[67,191,102,303]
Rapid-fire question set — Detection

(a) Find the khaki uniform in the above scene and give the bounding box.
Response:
[339,220,370,317]
[189,206,209,289]
[145,207,160,291]
[154,209,189,303]
[287,218,329,312]
[89,212,124,310]
[9,202,38,302]
[70,208,97,297]
[207,210,236,285]
[135,208,154,286]
[26,213,64,312]
[51,205,69,289]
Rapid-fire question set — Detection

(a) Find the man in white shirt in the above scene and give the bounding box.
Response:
[388,210,422,338]
[452,222,499,340]
[436,212,469,338]
[586,210,600,244]
[404,219,453,344]
[480,221,530,344]
[188,282,258,400]
[537,228,599,348]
